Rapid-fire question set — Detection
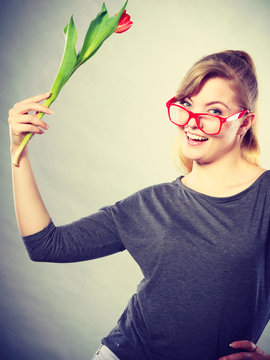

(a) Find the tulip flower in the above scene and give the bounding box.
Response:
[13,1,132,166]
[115,10,133,33]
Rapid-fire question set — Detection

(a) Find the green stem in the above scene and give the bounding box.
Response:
[12,132,33,166]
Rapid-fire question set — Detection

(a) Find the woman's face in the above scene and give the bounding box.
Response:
[178,77,252,165]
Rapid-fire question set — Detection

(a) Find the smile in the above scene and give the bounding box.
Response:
[185,131,209,143]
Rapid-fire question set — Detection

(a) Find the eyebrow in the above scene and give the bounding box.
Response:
[186,97,231,110]
[205,101,231,110]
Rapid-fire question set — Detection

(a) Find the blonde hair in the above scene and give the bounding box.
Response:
[173,50,260,174]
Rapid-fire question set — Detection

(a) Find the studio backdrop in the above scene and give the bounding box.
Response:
[1,0,270,359]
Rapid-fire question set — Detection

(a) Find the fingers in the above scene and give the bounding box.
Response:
[8,92,53,147]
[9,92,53,117]
[20,91,51,105]
[8,114,49,137]
[12,122,45,135]
[8,92,53,126]
[219,353,253,360]
[218,341,266,360]
[10,101,54,116]
[12,114,49,130]
[230,341,257,352]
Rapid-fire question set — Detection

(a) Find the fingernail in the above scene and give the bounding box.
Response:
[251,343,257,351]
[48,109,54,114]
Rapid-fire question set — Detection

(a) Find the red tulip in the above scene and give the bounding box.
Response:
[115,10,133,33]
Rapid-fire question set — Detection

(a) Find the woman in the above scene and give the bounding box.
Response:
[8,50,270,360]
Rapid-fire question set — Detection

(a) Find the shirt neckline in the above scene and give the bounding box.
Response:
[175,170,270,203]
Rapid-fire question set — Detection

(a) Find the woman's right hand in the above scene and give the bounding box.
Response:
[8,92,53,153]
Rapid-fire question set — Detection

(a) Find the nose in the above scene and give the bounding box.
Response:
[185,117,198,129]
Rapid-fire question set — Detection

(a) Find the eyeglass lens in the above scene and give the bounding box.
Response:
[169,105,220,134]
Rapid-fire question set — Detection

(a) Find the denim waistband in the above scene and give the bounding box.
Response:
[92,344,120,360]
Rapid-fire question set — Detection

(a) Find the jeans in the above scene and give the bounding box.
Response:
[92,345,120,360]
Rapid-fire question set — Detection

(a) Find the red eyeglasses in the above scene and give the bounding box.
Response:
[166,97,249,135]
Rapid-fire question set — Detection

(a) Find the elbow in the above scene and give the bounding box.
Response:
[26,249,48,262]
[22,219,57,263]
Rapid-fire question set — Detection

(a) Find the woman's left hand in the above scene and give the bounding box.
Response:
[218,340,270,360]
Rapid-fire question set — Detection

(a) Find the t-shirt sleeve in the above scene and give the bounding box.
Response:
[22,208,125,263]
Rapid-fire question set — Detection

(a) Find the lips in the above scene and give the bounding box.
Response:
[185,131,209,146]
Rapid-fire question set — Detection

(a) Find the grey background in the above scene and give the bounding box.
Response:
[1,0,270,359]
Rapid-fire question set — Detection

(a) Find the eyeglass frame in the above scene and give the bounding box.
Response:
[166,97,249,135]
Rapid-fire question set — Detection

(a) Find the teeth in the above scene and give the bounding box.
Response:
[186,132,208,141]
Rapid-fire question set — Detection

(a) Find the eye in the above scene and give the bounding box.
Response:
[208,108,222,115]
[180,99,192,108]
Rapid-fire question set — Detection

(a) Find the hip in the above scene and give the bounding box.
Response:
[92,345,120,360]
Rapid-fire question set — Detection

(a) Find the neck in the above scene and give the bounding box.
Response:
[183,151,258,196]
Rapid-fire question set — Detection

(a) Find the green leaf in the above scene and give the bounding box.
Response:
[48,15,78,107]
[12,1,130,166]
[76,0,128,67]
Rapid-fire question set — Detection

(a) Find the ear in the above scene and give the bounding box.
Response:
[237,113,255,136]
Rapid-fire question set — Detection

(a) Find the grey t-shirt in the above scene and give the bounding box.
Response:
[22,171,270,359]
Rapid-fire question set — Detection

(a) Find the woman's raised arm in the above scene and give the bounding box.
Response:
[9,92,53,236]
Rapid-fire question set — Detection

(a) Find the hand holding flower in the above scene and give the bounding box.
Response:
[12,1,132,166]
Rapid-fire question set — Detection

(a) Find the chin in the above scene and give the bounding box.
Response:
[184,155,209,165]
[181,145,209,163]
